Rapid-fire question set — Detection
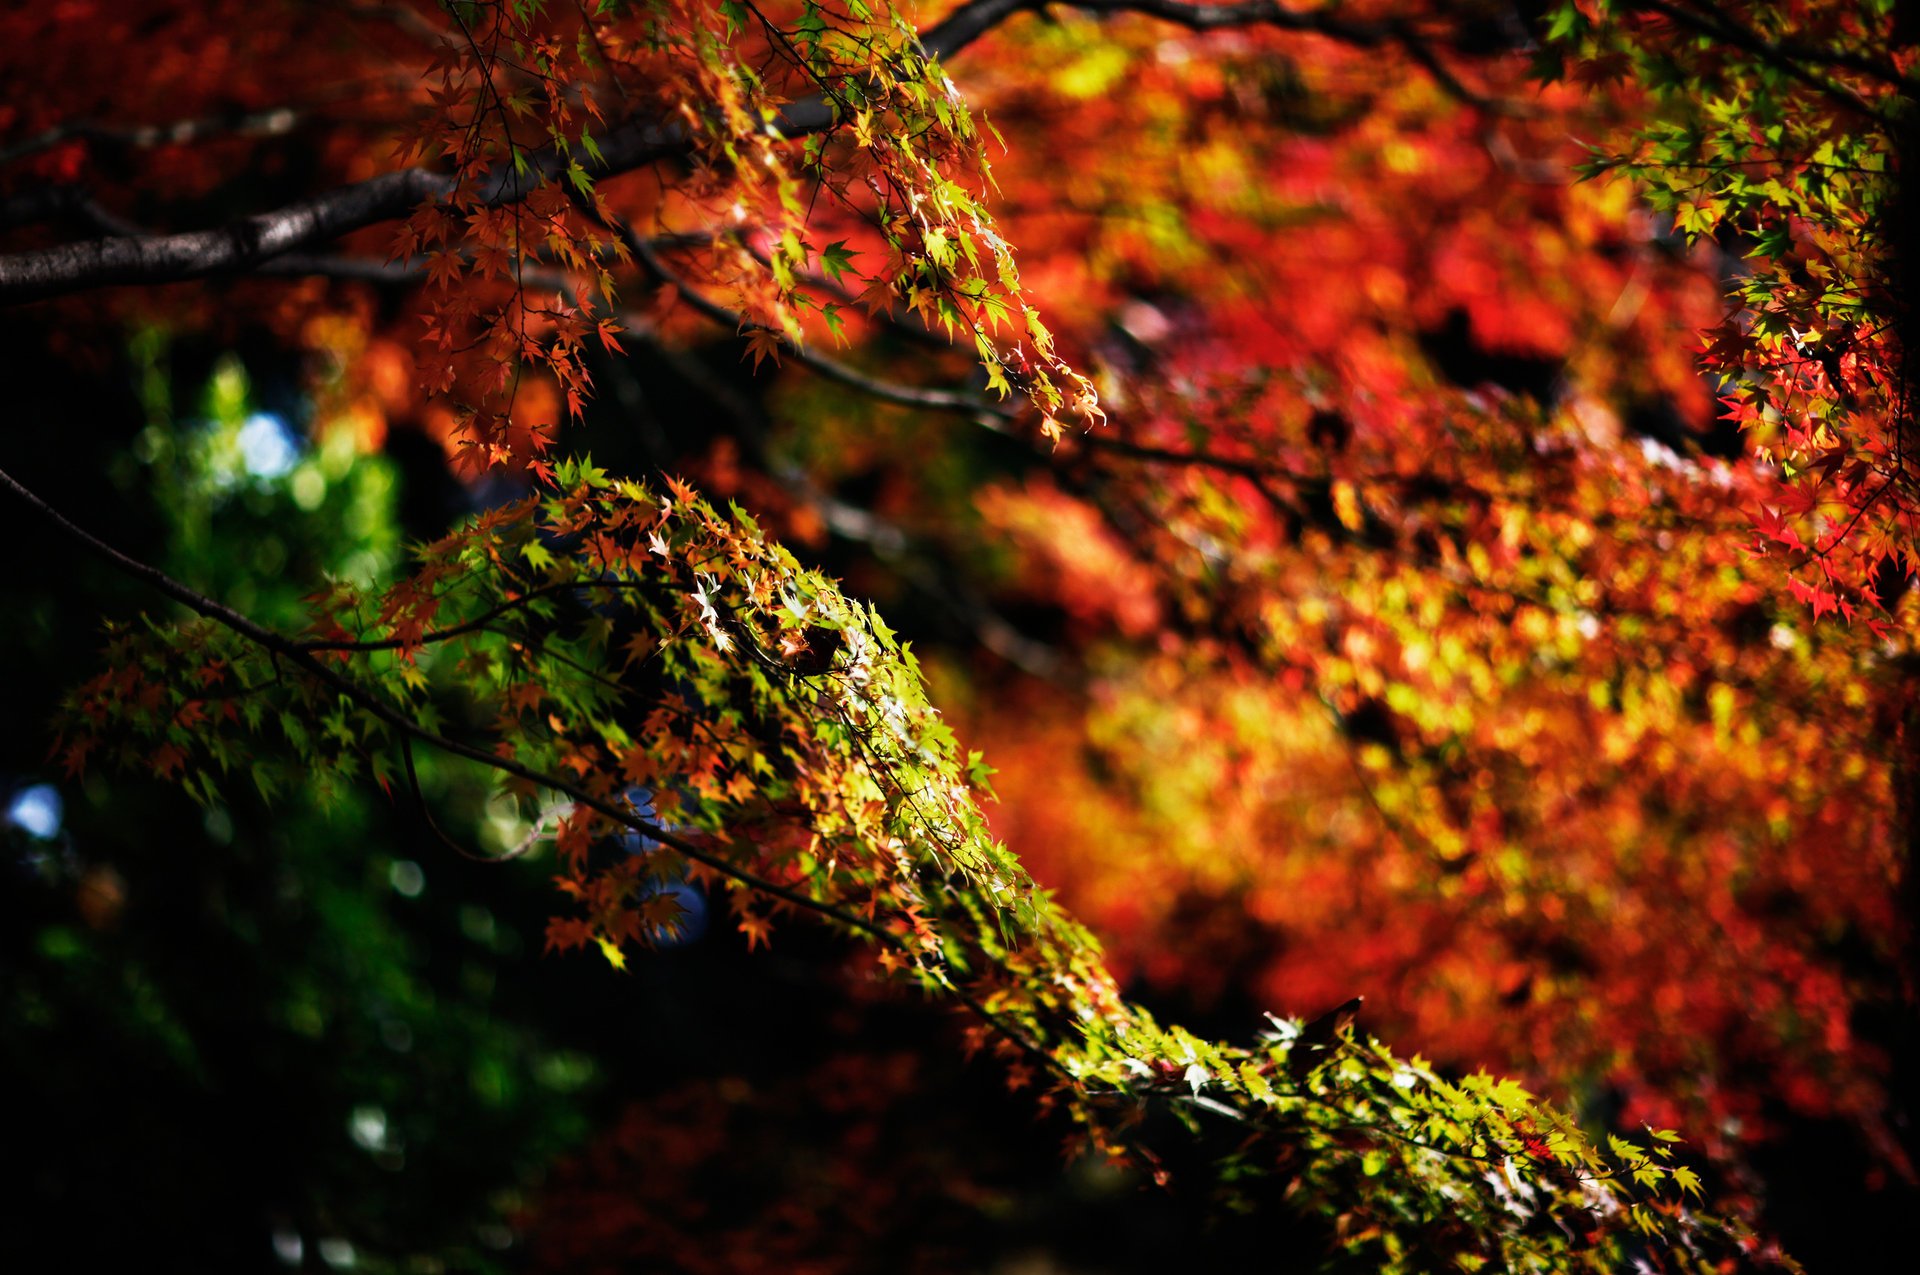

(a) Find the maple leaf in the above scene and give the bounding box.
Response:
[742,328,785,371]
[149,743,187,779]
[594,935,628,971]
[737,912,773,952]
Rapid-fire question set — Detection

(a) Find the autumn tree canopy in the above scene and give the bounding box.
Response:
[2,1,1915,1270]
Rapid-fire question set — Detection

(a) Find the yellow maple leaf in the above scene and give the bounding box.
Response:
[595,936,628,971]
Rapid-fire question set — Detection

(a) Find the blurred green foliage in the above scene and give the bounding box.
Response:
[1,335,600,1271]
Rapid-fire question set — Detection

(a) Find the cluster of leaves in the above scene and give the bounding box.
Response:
[1557,0,1914,617]
[395,0,633,464]
[397,0,1097,471]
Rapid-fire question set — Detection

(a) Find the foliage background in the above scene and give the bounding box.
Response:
[4,1,1919,1271]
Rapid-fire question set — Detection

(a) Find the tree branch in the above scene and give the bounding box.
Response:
[1628,0,1894,119]
[622,227,1010,418]
[0,0,1503,308]
[0,166,443,305]
[920,0,1392,53]
[0,107,306,168]
[0,114,682,306]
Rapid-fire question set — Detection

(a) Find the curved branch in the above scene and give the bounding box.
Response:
[626,226,1008,418]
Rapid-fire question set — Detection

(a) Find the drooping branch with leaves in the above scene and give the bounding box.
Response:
[9,454,1752,1270]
